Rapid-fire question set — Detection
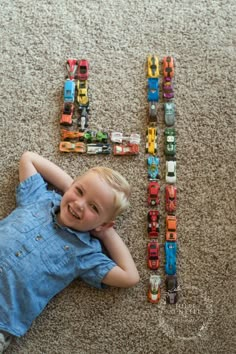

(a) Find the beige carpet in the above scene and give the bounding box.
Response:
[0,0,235,353]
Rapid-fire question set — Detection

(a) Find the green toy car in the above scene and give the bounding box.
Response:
[164,128,176,156]
[83,130,108,143]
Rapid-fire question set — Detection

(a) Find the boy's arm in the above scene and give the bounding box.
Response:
[19,151,73,193]
[92,227,140,288]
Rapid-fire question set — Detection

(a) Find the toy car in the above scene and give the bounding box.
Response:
[148,210,159,238]
[148,102,158,123]
[66,59,77,79]
[163,56,174,78]
[165,241,177,275]
[60,103,74,126]
[147,155,160,180]
[78,107,89,131]
[164,128,176,156]
[148,181,160,206]
[76,59,89,80]
[148,274,161,303]
[166,275,178,304]
[164,102,175,126]
[166,160,176,184]
[113,144,139,156]
[163,77,174,100]
[110,132,141,145]
[165,185,177,214]
[147,78,159,102]
[166,215,177,241]
[146,127,157,155]
[59,141,86,153]
[64,79,75,103]
[148,241,160,270]
[83,130,108,143]
[77,80,89,107]
[87,143,111,155]
[147,55,159,78]
[60,129,84,141]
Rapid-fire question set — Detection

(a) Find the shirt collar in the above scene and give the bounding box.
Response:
[50,197,94,247]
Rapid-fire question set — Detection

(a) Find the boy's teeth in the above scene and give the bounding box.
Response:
[69,206,80,219]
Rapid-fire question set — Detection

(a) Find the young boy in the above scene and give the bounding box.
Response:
[0,151,139,353]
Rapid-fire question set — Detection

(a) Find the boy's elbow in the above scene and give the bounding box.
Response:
[127,271,140,288]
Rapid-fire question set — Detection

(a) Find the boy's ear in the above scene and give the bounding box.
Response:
[94,221,115,232]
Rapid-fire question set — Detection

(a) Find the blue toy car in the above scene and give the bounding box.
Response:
[147,155,160,180]
[147,78,159,102]
[165,241,177,275]
[64,79,75,103]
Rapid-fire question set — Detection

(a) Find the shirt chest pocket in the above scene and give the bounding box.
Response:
[11,207,50,233]
[41,241,76,274]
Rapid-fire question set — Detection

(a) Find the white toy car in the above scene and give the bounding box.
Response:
[110,132,140,145]
[166,160,176,184]
[87,144,111,155]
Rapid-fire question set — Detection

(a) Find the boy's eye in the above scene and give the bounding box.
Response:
[76,187,83,195]
[90,204,99,213]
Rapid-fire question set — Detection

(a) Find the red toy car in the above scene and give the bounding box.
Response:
[76,59,89,80]
[163,56,174,78]
[113,143,139,156]
[148,181,160,206]
[148,241,160,270]
[165,185,177,213]
[66,59,77,80]
[166,215,177,241]
[60,103,74,126]
[148,210,159,238]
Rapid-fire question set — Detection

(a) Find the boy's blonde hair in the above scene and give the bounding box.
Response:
[83,166,131,219]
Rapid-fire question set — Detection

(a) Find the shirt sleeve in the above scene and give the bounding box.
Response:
[16,173,48,206]
[78,252,117,289]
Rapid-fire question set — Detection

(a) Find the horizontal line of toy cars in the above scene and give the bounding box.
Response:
[59,141,140,155]
[61,129,140,143]
[147,207,177,240]
[147,55,174,79]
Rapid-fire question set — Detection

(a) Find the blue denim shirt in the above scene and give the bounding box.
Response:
[0,173,116,337]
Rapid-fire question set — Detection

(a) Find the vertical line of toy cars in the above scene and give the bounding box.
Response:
[163,56,178,304]
[59,58,90,153]
[146,55,162,304]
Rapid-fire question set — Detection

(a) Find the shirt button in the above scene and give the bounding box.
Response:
[35,235,43,241]
[64,245,70,251]
[15,251,22,257]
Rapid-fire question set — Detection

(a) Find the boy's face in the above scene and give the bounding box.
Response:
[57,171,115,232]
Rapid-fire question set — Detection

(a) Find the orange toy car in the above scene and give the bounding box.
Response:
[60,129,84,141]
[60,103,74,126]
[165,185,177,213]
[166,215,177,241]
[163,56,174,78]
[59,141,86,153]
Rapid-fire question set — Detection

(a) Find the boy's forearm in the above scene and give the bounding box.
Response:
[19,151,73,193]
[100,228,139,280]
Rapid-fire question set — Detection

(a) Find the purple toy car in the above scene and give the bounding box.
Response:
[163,77,174,100]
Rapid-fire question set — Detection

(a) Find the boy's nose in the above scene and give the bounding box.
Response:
[75,199,85,211]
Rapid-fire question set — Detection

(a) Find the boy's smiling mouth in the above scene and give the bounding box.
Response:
[68,206,81,219]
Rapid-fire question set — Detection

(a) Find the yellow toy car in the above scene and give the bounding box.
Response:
[146,127,157,154]
[77,80,89,107]
[147,55,159,78]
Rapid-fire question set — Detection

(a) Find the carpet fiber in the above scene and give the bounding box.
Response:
[0,0,235,353]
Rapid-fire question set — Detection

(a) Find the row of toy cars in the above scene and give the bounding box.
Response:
[146,55,162,304]
[146,55,178,305]
[147,55,175,127]
[59,129,141,155]
[60,59,90,130]
[163,56,179,305]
